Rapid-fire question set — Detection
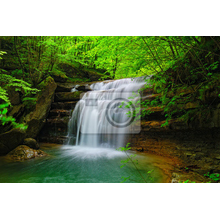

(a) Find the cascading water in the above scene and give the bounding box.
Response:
[67,77,149,149]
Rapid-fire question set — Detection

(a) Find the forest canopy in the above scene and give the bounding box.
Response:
[0,36,205,82]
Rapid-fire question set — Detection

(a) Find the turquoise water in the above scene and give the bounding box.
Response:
[0,144,167,183]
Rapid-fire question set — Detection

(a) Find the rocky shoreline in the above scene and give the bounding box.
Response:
[129,121,220,183]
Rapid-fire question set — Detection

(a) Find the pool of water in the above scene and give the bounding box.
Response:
[0,144,169,183]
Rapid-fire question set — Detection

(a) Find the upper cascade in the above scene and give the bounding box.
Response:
[66,76,150,148]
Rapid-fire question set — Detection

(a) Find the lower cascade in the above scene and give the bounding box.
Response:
[66,77,148,149]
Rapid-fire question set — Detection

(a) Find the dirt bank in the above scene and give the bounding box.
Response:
[129,120,220,183]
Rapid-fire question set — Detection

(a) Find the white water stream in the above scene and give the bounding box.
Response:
[67,77,149,149]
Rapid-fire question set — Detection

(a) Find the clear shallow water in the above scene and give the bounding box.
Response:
[0,145,167,183]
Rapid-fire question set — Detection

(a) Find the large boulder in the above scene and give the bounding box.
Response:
[50,69,68,83]
[85,69,105,81]
[57,63,112,81]
[56,83,73,92]
[5,145,47,161]
[24,76,57,138]
[57,63,86,78]
[0,128,26,156]
[23,138,39,149]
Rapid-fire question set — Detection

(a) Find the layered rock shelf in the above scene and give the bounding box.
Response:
[38,83,79,144]
[55,91,84,102]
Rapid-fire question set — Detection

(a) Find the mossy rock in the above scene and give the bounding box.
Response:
[50,69,68,83]
[23,138,39,150]
[6,145,47,161]
[24,76,57,138]
[57,62,112,81]
[38,76,55,90]
[57,63,85,78]
[84,69,105,81]
[55,91,83,102]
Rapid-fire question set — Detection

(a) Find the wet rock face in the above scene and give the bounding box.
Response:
[54,91,83,102]
[6,145,47,161]
[0,128,26,156]
[51,101,77,110]
[56,83,72,92]
[74,85,92,92]
[39,82,83,144]
[24,77,57,139]
[39,80,102,144]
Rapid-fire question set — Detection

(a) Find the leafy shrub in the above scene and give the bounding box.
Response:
[22,97,37,110]
[0,103,27,130]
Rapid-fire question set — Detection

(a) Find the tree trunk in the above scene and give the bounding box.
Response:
[141,37,164,72]
[14,36,25,78]
[168,40,176,59]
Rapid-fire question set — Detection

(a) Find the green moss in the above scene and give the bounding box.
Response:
[52,69,68,78]
[49,69,68,83]
[38,76,54,90]
[55,91,83,102]
[67,77,90,83]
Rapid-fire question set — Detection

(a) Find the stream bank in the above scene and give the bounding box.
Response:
[129,120,220,183]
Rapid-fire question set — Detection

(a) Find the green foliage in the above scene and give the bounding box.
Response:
[0,36,201,83]
[0,51,7,57]
[117,143,153,183]
[11,69,24,77]
[0,87,10,104]
[0,50,39,108]
[138,37,220,126]
[204,172,220,181]
[22,97,37,110]
[0,103,27,130]
[179,179,196,183]
[0,73,39,113]
[0,36,210,83]
[117,142,131,152]
[0,50,35,130]
[181,172,220,183]
[120,176,131,183]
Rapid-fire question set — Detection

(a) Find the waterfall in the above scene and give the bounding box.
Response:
[66,76,149,148]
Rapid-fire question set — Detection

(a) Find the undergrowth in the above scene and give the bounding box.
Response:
[138,44,220,127]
